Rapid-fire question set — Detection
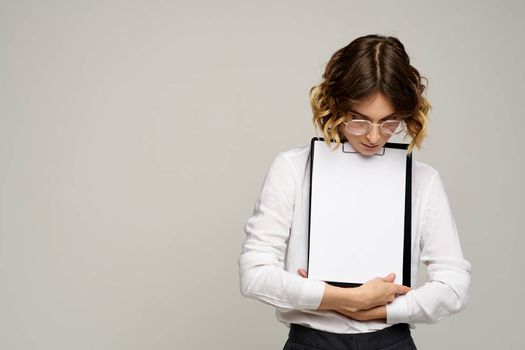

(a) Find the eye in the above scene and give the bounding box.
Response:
[383,115,400,122]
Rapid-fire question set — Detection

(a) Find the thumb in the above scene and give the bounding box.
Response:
[383,273,395,282]
[297,268,307,278]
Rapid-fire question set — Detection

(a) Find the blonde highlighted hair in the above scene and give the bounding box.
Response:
[310,35,431,154]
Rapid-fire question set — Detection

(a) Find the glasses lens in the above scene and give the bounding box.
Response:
[381,120,405,135]
[345,120,370,135]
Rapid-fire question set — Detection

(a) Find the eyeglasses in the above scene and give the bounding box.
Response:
[342,116,406,136]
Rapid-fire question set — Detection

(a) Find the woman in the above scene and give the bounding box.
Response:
[238,34,471,350]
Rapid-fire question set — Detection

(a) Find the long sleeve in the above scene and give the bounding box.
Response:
[238,153,325,310]
[386,171,472,324]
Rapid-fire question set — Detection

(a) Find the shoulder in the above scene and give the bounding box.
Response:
[262,144,309,184]
[273,144,311,173]
[258,145,310,201]
[413,160,440,182]
[412,159,447,203]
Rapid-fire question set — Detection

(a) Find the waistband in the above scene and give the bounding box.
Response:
[288,323,411,350]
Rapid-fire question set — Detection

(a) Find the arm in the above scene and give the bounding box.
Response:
[297,270,409,318]
[385,172,472,324]
[238,153,326,310]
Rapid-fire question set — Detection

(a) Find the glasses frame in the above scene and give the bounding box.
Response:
[342,115,407,136]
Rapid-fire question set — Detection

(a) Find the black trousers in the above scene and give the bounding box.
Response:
[283,323,417,350]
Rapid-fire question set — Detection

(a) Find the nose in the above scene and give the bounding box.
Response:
[366,124,381,144]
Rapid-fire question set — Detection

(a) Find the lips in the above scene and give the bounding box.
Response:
[362,143,379,149]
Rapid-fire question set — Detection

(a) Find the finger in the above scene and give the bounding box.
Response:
[394,283,411,291]
[297,268,307,278]
[394,284,411,294]
[383,273,395,282]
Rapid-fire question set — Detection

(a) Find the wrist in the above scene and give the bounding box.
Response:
[377,305,387,320]
[344,286,365,311]
[318,283,363,312]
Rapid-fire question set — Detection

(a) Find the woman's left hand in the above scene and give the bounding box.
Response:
[297,268,387,322]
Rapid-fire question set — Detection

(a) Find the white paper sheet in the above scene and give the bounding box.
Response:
[308,140,409,285]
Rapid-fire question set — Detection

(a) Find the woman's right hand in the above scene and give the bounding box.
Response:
[298,269,411,312]
[354,273,411,310]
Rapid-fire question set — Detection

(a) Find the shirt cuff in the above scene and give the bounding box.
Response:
[297,279,326,310]
[386,295,409,324]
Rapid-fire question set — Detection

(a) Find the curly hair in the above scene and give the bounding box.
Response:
[310,34,431,154]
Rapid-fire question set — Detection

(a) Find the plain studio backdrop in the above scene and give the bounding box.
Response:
[0,1,523,349]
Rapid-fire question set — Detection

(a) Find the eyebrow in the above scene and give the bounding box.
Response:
[348,110,398,121]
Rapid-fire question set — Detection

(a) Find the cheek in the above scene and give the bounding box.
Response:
[341,129,362,142]
[381,134,393,144]
[346,133,366,143]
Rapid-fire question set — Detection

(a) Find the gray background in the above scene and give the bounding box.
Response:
[0,1,523,349]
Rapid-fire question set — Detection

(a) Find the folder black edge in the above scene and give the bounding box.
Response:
[306,137,412,288]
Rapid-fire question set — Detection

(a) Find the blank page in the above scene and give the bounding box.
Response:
[308,140,409,286]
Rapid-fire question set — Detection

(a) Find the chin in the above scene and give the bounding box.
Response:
[358,149,377,156]
[358,144,380,153]
[345,138,383,155]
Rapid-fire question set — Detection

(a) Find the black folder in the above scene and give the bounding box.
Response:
[307,137,412,288]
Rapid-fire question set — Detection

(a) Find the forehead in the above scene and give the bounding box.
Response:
[348,109,397,121]
[348,93,397,120]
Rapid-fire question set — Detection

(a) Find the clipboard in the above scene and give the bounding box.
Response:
[307,137,412,288]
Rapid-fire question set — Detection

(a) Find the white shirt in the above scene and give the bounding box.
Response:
[238,143,471,333]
